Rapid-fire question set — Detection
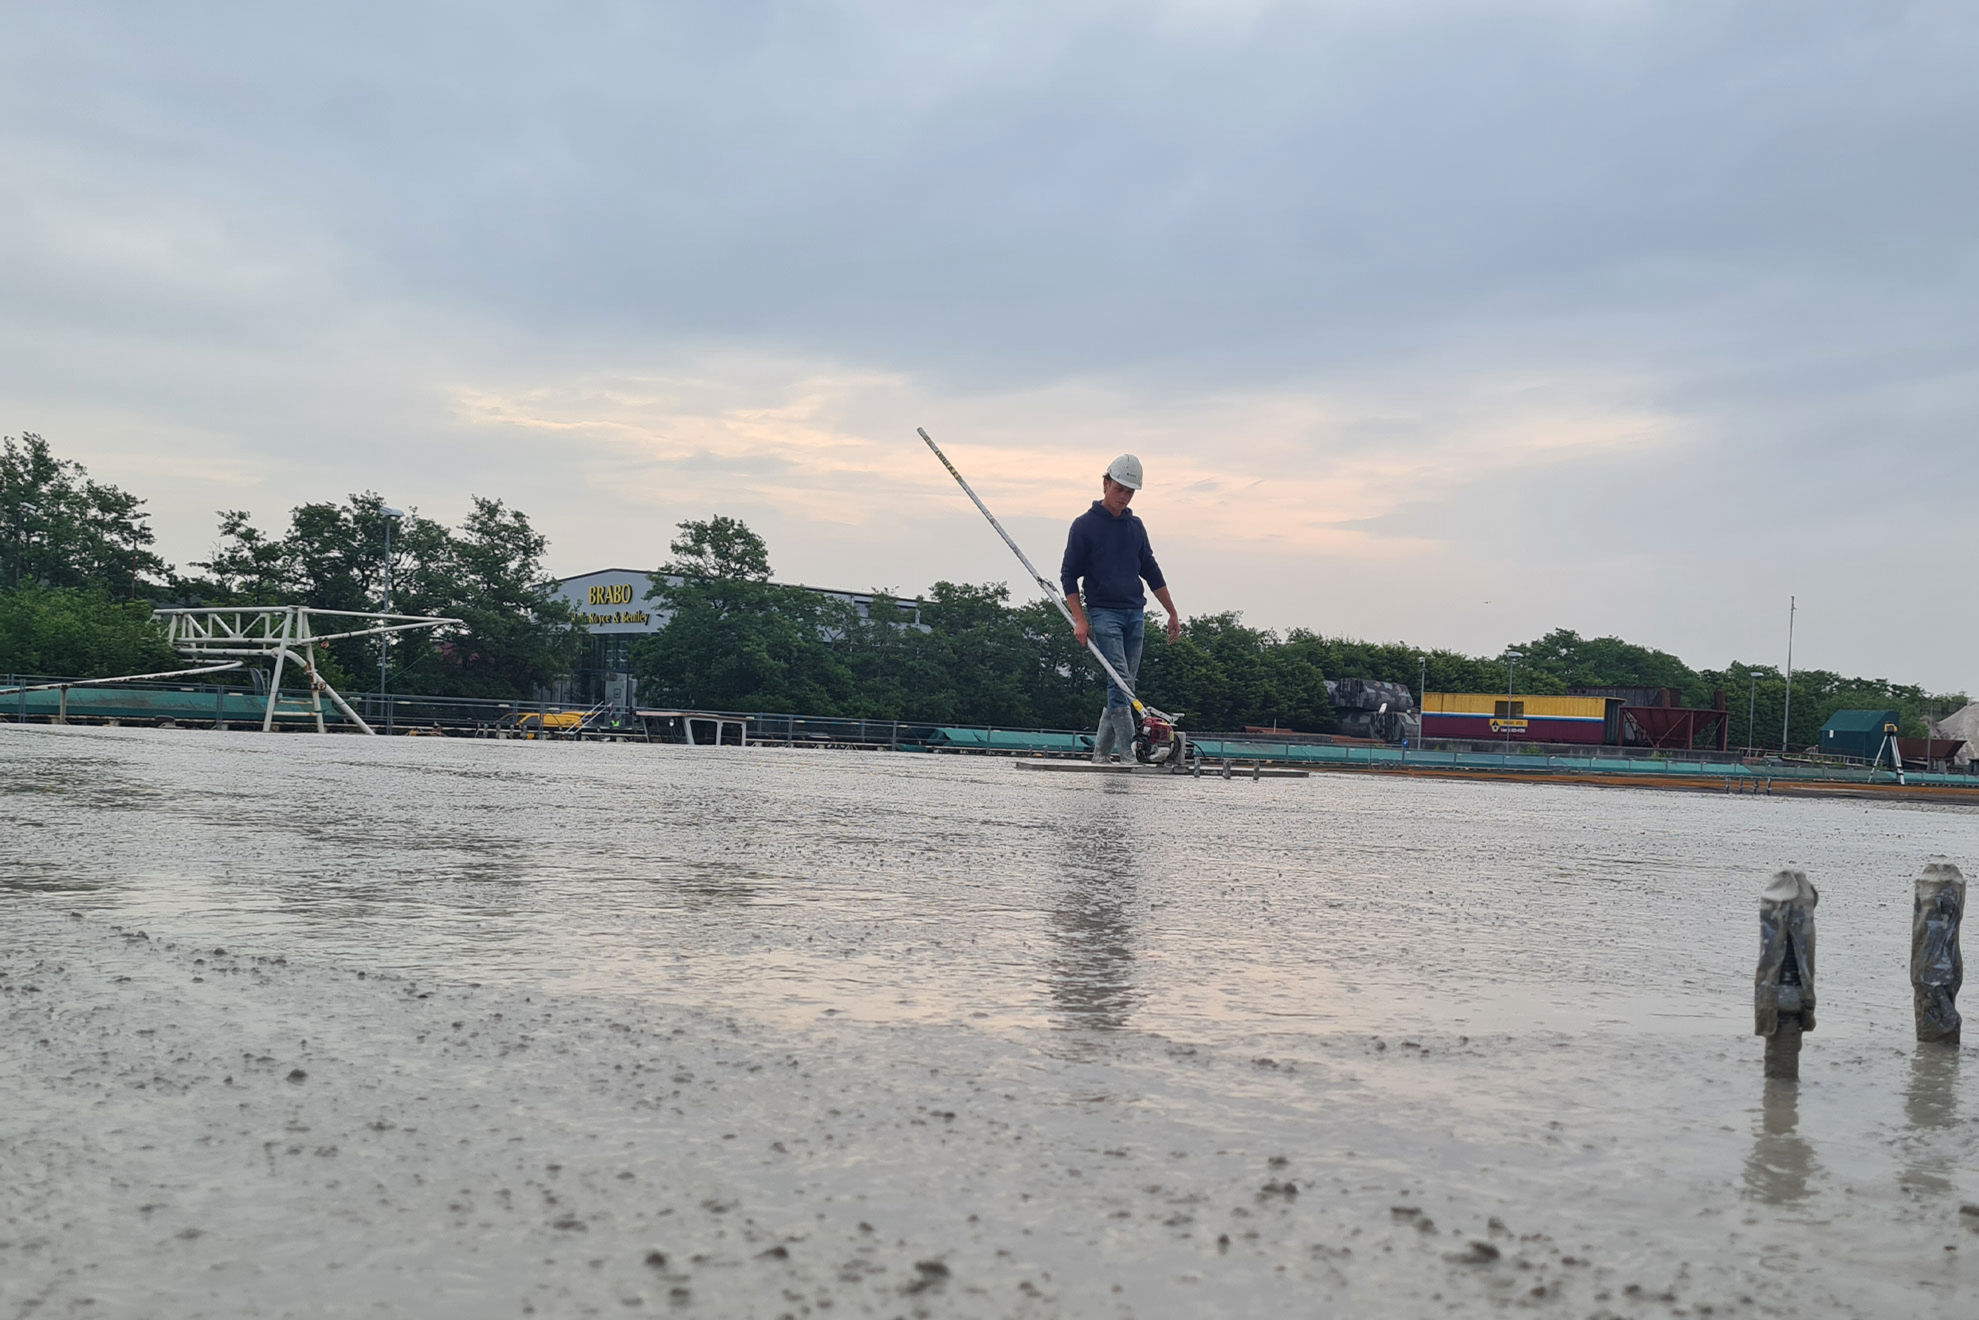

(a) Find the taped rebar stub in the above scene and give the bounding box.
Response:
[1760,867,1819,908]
[1913,858,1965,1046]
[1756,868,1818,1072]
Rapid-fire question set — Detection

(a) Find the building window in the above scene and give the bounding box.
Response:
[1495,700,1525,719]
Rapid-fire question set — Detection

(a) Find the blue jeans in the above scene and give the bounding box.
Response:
[1087,607,1144,712]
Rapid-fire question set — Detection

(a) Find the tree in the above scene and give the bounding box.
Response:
[633,516,860,712]
[1140,613,1337,733]
[1508,628,1701,702]
[0,586,178,678]
[1012,598,1106,728]
[1,433,168,596]
[884,582,1051,726]
[193,493,580,698]
[194,509,292,601]
[195,493,448,682]
[400,497,585,698]
[665,515,771,582]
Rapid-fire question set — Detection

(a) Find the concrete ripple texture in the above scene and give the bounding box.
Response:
[2,725,1977,1318]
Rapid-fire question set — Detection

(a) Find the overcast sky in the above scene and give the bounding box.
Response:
[4,1,1974,691]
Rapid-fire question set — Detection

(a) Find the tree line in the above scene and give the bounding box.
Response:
[1,432,582,697]
[632,516,1965,746]
[3,431,1966,747]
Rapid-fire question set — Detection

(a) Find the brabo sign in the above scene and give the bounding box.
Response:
[588,583,636,606]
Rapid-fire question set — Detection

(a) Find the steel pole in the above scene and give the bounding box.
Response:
[1781,595,1795,753]
[1416,654,1428,752]
[381,514,392,735]
[1504,653,1518,754]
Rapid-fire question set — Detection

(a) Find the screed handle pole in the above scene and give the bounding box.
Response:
[917,426,1154,717]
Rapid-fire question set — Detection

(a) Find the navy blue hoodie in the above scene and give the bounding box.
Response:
[1060,501,1165,611]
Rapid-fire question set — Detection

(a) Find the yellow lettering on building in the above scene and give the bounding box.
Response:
[588,583,636,606]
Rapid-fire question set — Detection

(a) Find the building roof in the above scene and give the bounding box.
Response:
[548,568,925,605]
[1931,701,1979,765]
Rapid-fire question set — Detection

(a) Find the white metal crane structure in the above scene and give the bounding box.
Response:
[153,606,460,734]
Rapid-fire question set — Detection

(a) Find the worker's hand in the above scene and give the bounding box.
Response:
[1073,616,1090,647]
[1166,613,1182,644]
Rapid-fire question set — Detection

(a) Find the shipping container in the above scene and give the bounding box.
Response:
[1420,692,1620,745]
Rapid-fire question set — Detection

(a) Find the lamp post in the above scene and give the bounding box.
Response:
[380,506,404,734]
[1418,654,1428,749]
[1780,595,1796,754]
[1747,673,1758,754]
[1503,650,1523,753]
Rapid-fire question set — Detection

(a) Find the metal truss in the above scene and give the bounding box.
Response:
[153,606,459,735]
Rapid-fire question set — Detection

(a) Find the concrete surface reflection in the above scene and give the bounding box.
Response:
[1742,1079,1821,1205]
[1899,1045,1959,1198]
[1047,813,1144,1033]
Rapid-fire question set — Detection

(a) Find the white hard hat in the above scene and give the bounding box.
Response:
[1105,453,1144,490]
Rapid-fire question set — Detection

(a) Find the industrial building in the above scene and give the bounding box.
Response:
[542,569,925,708]
[1817,708,1899,761]
[1570,685,1729,751]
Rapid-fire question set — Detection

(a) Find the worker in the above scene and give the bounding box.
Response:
[1061,453,1181,763]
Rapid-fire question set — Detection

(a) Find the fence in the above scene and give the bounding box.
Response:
[9,676,1979,795]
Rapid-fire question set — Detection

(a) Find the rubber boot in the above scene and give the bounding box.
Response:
[1092,714,1116,764]
[1106,705,1137,762]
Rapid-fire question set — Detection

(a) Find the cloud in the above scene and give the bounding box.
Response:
[453,350,1675,560]
[1,1,1975,687]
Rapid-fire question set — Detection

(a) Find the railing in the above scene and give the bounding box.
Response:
[9,681,1975,789]
[1,675,601,735]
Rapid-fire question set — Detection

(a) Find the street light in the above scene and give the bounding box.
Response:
[1417,653,1428,749]
[380,506,404,734]
[1503,650,1524,753]
[1746,672,1758,754]
[1780,595,1796,754]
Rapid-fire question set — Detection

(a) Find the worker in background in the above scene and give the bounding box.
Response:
[1061,453,1182,763]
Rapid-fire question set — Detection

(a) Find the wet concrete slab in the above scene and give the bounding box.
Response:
[3,725,1978,1317]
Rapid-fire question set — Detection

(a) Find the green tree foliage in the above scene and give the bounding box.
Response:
[1446,627,1962,752]
[1703,662,1955,752]
[0,436,176,677]
[632,520,1340,731]
[196,493,448,616]
[620,519,1962,747]
[632,518,861,713]
[662,514,773,581]
[1140,615,1338,732]
[1,433,167,596]
[5,435,1967,744]
[195,493,580,698]
[1505,629,1705,702]
[401,497,585,699]
[192,510,291,601]
[838,582,1046,725]
[0,586,178,678]
[1268,633,1501,698]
